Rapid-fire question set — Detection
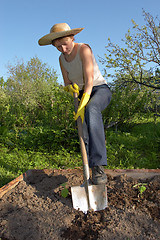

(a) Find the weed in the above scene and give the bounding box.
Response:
[61,183,69,198]
[133,183,147,198]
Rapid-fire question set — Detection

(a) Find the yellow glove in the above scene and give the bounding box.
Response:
[74,92,90,123]
[64,83,79,97]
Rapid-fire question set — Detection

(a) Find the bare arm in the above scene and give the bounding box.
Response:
[59,57,72,86]
[80,44,94,95]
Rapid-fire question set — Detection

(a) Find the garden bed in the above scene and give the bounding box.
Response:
[0,168,160,240]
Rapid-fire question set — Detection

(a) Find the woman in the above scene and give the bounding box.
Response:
[38,23,112,185]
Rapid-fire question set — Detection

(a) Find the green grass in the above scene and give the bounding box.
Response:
[0,145,82,187]
[0,118,159,188]
[106,121,160,169]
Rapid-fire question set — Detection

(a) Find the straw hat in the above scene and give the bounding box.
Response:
[38,23,84,46]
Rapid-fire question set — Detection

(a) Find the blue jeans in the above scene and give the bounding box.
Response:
[80,84,112,168]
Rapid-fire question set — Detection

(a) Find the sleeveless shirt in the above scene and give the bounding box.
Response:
[60,43,107,90]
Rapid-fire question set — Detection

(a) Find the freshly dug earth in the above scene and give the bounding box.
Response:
[0,169,160,240]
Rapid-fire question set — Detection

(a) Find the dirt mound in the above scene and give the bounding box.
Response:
[0,169,160,240]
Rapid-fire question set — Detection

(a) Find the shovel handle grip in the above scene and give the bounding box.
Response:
[74,92,88,167]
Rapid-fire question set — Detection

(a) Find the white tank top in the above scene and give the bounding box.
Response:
[60,43,107,90]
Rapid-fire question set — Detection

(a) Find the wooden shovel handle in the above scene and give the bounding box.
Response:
[74,92,88,166]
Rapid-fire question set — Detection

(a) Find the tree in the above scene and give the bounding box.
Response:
[0,79,10,126]
[101,9,160,90]
[102,79,151,129]
[2,57,74,129]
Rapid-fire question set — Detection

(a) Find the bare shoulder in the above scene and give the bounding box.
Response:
[80,43,92,59]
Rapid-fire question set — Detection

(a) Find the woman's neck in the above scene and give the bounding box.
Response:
[64,42,78,62]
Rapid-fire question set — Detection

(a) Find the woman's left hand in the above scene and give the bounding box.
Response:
[74,92,90,123]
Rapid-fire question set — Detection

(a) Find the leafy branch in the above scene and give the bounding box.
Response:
[101,9,160,90]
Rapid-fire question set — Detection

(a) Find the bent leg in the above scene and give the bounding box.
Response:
[85,85,112,168]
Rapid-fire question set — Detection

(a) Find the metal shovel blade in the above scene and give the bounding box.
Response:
[71,184,108,213]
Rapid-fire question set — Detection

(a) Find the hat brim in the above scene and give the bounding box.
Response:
[38,28,84,46]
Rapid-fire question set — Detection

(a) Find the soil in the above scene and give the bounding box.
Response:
[0,168,160,240]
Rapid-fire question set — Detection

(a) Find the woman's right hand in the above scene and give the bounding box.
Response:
[64,83,80,97]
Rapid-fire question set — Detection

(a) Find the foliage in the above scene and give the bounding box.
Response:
[101,9,160,90]
[102,82,151,127]
[133,183,147,198]
[61,183,69,198]
[106,119,160,169]
[0,143,82,187]
[0,118,159,188]
[1,56,74,130]
[100,9,160,128]
[0,53,159,189]
[0,56,83,187]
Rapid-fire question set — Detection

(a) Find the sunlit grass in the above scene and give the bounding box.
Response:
[0,117,159,188]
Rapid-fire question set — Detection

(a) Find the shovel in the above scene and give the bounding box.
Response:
[71,92,108,213]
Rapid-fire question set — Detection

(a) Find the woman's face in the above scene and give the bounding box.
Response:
[54,36,74,55]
